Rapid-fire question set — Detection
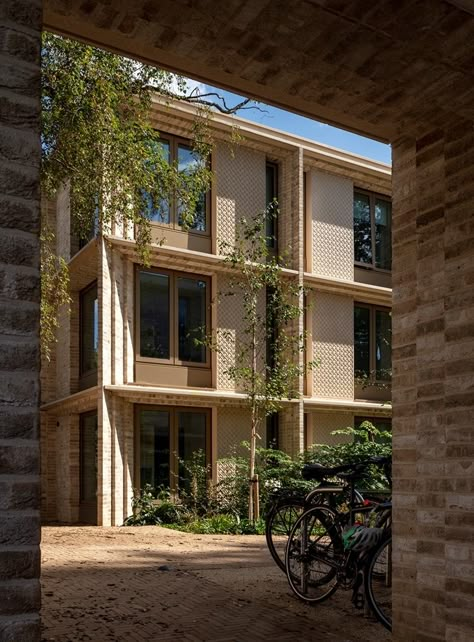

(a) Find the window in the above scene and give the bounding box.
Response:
[144,134,208,234]
[80,282,98,387]
[354,304,391,382]
[354,190,391,271]
[266,162,278,249]
[138,268,209,366]
[137,406,210,492]
[79,411,98,524]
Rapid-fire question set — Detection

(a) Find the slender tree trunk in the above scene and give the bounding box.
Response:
[249,408,256,521]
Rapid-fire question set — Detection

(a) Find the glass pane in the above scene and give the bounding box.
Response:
[354,306,370,377]
[177,144,206,232]
[139,271,170,359]
[376,309,392,381]
[143,140,171,223]
[178,277,206,363]
[266,163,277,247]
[354,192,372,264]
[80,414,97,503]
[178,411,207,492]
[140,410,170,490]
[80,285,98,375]
[375,198,392,270]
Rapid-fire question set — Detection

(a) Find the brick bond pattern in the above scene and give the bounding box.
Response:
[0,0,42,640]
[392,123,474,642]
[41,527,390,642]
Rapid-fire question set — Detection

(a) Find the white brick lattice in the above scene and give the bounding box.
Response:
[216,407,252,459]
[310,412,353,446]
[215,143,266,250]
[311,292,354,399]
[311,171,354,280]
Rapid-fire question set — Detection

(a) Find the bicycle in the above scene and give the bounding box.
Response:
[284,460,392,630]
[265,456,390,573]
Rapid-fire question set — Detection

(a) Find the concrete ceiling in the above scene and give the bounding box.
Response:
[44,0,474,142]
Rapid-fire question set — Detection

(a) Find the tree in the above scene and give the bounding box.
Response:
[40,33,255,359]
[215,204,313,520]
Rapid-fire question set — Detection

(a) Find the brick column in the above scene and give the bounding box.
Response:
[0,1,42,640]
[392,121,474,642]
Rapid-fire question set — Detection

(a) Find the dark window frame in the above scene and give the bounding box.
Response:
[134,405,212,493]
[79,281,99,389]
[135,266,211,369]
[265,161,279,251]
[146,131,211,237]
[354,302,392,384]
[353,188,392,272]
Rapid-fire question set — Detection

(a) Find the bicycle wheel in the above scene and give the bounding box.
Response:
[265,497,305,572]
[365,534,392,631]
[285,506,342,603]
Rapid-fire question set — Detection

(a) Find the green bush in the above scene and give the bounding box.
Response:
[123,485,188,526]
[124,422,391,528]
[162,514,265,535]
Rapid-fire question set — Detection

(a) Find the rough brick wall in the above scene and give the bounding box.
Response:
[392,122,474,642]
[0,1,42,639]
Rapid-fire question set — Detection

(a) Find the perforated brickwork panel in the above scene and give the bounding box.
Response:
[216,274,266,391]
[312,292,354,399]
[215,143,266,250]
[311,171,354,280]
[216,407,252,459]
[310,411,353,446]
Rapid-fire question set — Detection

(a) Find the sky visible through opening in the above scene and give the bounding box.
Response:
[191,82,392,166]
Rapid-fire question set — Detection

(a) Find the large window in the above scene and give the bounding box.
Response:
[80,282,98,388]
[79,411,98,524]
[354,190,391,271]
[266,162,278,249]
[138,268,209,366]
[144,134,208,234]
[354,304,392,382]
[137,406,210,492]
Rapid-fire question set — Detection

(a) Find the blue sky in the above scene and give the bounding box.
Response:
[194,84,392,165]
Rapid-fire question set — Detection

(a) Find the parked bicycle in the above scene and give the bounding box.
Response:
[284,458,392,631]
[265,456,391,573]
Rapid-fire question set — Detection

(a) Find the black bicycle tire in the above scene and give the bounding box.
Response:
[285,506,343,603]
[364,534,392,631]
[265,496,306,572]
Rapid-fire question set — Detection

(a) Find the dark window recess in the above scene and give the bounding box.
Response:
[138,408,208,491]
[266,162,278,249]
[80,283,98,387]
[138,269,208,365]
[177,277,206,363]
[266,413,279,449]
[143,135,208,233]
[354,304,391,382]
[139,271,170,359]
[178,411,207,492]
[139,409,171,490]
[354,191,391,271]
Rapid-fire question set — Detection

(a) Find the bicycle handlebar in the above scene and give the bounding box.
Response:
[302,455,391,482]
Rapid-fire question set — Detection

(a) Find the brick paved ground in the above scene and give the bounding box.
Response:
[41,526,390,642]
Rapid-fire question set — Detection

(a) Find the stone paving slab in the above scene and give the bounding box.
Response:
[41,526,390,642]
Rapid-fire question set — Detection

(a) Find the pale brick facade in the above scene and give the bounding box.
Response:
[40,101,392,526]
